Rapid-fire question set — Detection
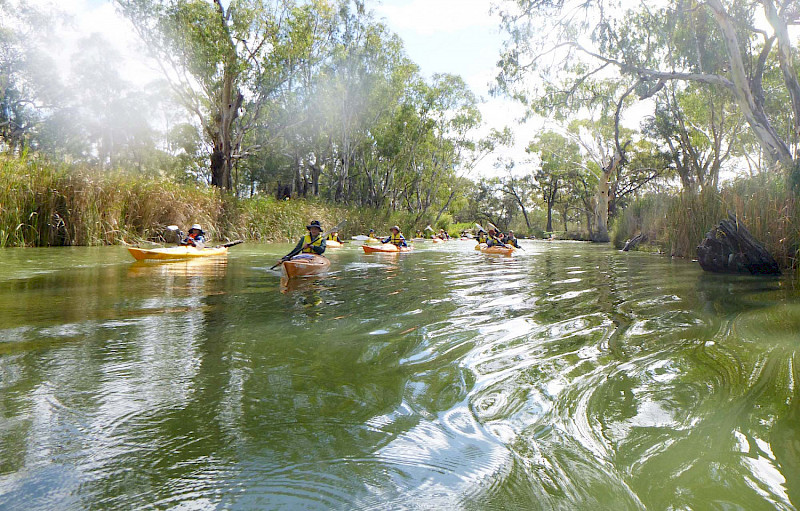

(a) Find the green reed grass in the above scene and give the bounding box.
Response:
[611,174,800,268]
[0,155,450,247]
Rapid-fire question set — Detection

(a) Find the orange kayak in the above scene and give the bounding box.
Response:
[477,243,515,255]
[282,254,331,278]
[326,240,343,248]
[362,244,413,254]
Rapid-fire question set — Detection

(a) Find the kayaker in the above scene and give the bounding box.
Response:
[416,229,423,238]
[506,230,520,248]
[476,229,488,244]
[280,220,326,263]
[486,228,506,247]
[382,225,407,247]
[327,230,342,243]
[368,229,378,239]
[180,224,205,247]
[437,229,450,240]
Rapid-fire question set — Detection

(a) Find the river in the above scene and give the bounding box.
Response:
[0,240,798,510]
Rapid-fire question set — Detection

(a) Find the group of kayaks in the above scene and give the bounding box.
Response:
[126,236,515,280]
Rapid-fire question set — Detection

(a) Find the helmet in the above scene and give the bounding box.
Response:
[390,225,401,232]
[189,224,203,233]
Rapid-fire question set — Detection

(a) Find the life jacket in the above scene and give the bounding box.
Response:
[477,233,487,243]
[302,234,324,253]
[326,233,339,241]
[389,232,405,246]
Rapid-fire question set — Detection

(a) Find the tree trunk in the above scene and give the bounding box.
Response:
[705,0,794,171]
[546,202,553,232]
[696,213,781,274]
[593,167,611,242]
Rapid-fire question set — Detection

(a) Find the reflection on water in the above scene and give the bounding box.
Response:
[0,242,799,509]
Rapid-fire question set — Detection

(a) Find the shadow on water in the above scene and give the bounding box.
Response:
[0,242,799,509]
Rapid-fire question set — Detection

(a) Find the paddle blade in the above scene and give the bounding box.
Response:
[167,225,179,231]
[487,222,499,232]
[474,223,485,232]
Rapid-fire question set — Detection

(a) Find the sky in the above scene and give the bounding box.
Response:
[31,0,540,178]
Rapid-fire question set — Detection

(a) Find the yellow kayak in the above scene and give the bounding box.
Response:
[127,245,229,261]
[326,240,343,248]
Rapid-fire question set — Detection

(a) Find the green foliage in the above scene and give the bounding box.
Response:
[0,154,450,247]
[612,174,799,268]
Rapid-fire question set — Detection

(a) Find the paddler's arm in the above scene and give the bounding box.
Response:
[281,238,305,261]
[311,239,326,255]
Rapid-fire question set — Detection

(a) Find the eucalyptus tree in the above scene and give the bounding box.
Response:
[527,131,581,233]
[497,158,536,232]
[115,0,323,190]
[0,1,61,154]
[643,82,742,193]
[497,0,800,181]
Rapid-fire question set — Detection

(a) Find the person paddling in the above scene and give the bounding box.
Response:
[382,225,407,247]
[180,224,206,247]
[506,230,520,248]
[278,220,326,264]
[368,229,377,239]
[327,229,342,243]
[476,229,488,244]
[486,227,506,247]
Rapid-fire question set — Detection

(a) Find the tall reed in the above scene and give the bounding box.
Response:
[611,173,799,268]
[0,155,452,247]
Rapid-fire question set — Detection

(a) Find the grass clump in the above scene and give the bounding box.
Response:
[0,155,460,247]
[611,173,799,268]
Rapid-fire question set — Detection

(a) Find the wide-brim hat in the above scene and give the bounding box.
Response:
[307,220,323,230]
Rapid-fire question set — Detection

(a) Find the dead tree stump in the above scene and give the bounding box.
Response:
[696,214,781,275]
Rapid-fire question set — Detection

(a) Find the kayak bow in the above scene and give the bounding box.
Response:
[282,254,331,278]
[362,244,413,254]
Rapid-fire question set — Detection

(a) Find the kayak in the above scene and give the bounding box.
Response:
[476,243,515,256]
[362,244,413,254]
[282,254,331,278]
[432,238,447,243]
[128,245,228,261]
[364,237,380,244]
[326,240,343,248]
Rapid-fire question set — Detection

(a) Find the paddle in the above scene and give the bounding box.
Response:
[218,240,244,248]
[271,220,347,270]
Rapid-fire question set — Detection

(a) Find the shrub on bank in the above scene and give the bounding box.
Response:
[0,156,452,247]
[611,174,799,267]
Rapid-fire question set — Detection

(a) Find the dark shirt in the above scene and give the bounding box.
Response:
[292,236,326,255]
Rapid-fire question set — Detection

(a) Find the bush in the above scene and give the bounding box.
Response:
[612,173,799,267]
[0,155,461,247]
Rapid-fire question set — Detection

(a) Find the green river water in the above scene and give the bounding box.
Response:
[0,240,799,510]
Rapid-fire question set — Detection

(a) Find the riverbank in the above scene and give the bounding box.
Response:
[0,155,453,247]
[611,173,799,268]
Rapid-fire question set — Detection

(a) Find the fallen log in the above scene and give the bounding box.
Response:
[696,213,781,275]
[622,233,647,252]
